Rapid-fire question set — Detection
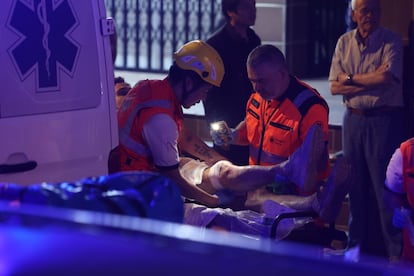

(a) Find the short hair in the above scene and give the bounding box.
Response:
[351,0,380,11]
[221,0,241,21]
[247,44,288,70]
[351,0,356,10]
[168,62,205,88]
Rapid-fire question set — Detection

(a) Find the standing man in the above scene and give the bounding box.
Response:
[116,40,226,208]
[212,44,330,203]
[329,0,404,259]
[204,0,261,165]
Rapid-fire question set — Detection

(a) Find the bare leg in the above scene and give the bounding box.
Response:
[180,125,324,197]
[178,158,278,195]
[247,156,353,223]
[198,161,282,193]
[278,124,325,193]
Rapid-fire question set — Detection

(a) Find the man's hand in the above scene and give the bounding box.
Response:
[376,64,389,74]
[210,129,234,146]
[210,121,235,146]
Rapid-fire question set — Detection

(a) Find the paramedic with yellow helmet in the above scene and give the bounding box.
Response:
[117,40,226,207]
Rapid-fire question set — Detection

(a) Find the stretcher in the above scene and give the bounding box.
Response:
[1,171,412,274]
[1,169,344,246]
[270,210,348,249]
[1,201,413,275]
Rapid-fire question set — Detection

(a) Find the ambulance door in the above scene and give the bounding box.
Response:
[0,0,118,184]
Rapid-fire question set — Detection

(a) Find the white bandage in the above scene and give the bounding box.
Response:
[208,161,231,190]
[180,159,209,185]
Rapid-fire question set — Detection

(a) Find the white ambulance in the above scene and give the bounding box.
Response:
[0,0,118,185]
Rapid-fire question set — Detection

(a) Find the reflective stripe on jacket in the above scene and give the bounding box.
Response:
[245,76,329,166]
[117,79,183,171]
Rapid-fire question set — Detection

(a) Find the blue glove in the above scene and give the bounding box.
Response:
[393,207,410,228]
[216,189,235,206]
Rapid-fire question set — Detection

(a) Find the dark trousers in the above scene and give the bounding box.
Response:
[344,108,404,258]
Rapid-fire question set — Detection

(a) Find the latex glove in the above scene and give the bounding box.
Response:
[216,189,235,207]
[210,121,235,146]
[393,207,411,228]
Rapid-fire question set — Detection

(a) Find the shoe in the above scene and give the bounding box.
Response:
[316,156,353,223]
[280,124,325,193]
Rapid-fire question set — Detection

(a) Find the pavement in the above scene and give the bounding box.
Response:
[115,70,346,126]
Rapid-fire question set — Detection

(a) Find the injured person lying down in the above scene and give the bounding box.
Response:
[179,125,353,240]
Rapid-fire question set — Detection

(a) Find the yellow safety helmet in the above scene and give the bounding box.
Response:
[173,40,224,87]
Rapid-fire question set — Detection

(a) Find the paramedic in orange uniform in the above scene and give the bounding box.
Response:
[212,44,330,198]
[116,40,226,207]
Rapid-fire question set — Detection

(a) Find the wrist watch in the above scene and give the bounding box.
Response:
[346,73,353,84]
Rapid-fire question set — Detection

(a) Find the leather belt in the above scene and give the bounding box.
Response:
[347,106,402,116]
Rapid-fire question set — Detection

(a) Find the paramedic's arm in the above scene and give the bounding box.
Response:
[143,115,220,207]
[231,120,249,145]
[179,125,227,165]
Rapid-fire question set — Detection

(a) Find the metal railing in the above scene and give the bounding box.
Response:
[105,0,347,78]
[105,0,222,73]
[305,0,348,77]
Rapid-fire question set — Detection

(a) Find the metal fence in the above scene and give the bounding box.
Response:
[304,0,348,77]
[105,0,222,73]
[105,0,347,77]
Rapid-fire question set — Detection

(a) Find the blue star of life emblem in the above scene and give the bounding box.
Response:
[7,0,80,91]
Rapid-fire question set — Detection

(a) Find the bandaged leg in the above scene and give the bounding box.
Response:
[207,160,228,190]
[204,160,278,192]
[179,158,211,189]
[179,158,273,194]
[180,151,325,197]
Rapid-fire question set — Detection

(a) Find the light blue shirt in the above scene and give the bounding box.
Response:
[329,27,404,109]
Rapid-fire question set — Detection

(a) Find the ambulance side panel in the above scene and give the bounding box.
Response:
[0,0,118,184]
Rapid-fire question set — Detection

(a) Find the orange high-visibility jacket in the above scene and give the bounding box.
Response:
[117,79,183,171]
[245,76,329,167]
